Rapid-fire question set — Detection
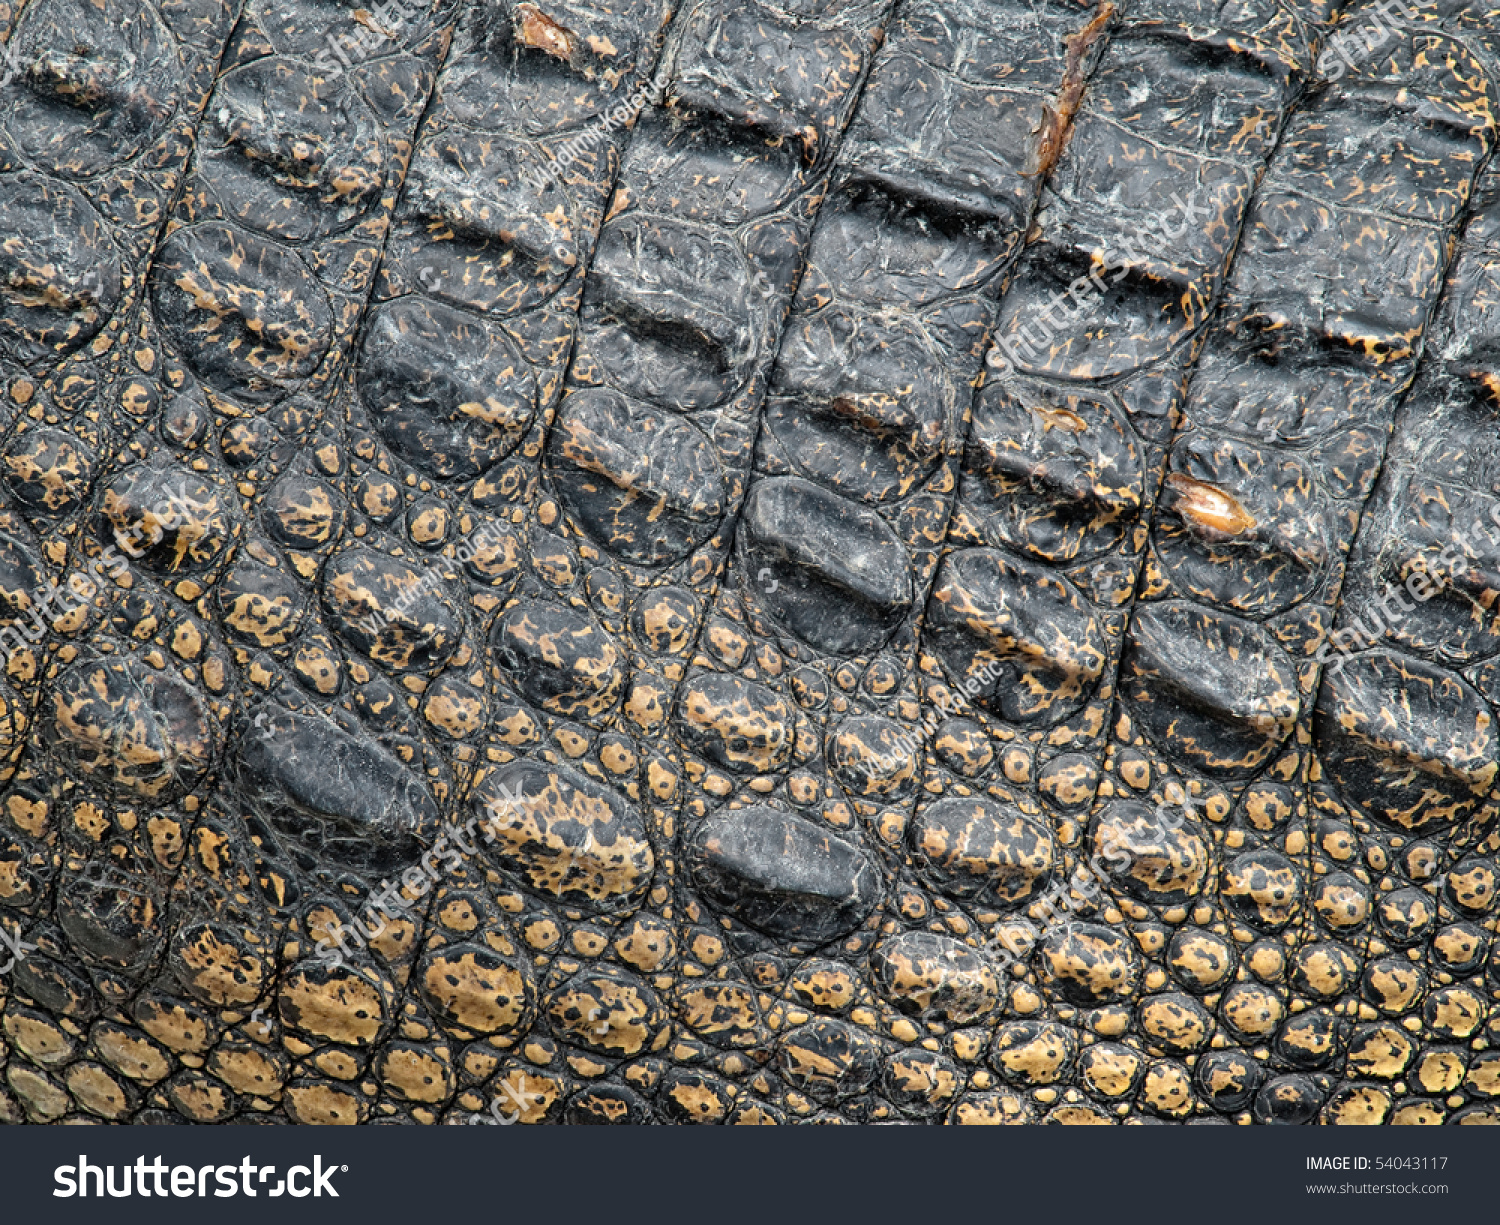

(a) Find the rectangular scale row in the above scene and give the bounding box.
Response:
[0,0,249,1127]
[1299,161,1500,1126]
[0,0,246,713]
[1063,0,1500,1125]
[438,0,915,1125]
[174,1,698,1126]
[0,0,473,1124]
[900,0,1353,1124]
[646,0,1123,1123]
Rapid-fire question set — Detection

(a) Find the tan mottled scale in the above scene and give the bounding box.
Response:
[1139,1061,1193,1118]
[207,1042,286,1097]
[277,965,390,1048]
[1079,1043,1140,1098]
[991,1021,1075,1086]
[284,1081,367,1125]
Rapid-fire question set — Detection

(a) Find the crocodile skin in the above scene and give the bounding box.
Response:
[1,0,1499,1126]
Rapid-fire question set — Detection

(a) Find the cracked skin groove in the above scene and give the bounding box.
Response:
[2,0,1500,1125]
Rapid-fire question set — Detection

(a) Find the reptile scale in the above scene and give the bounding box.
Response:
[0,0,1498,1125]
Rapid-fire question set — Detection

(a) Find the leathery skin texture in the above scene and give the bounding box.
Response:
[1,0,1500,1126]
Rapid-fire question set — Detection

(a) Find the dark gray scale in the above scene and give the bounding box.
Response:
[546,0,895,608]
[959,0,1319,747]
[748,0,1112,656]
[0,0,234,379]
